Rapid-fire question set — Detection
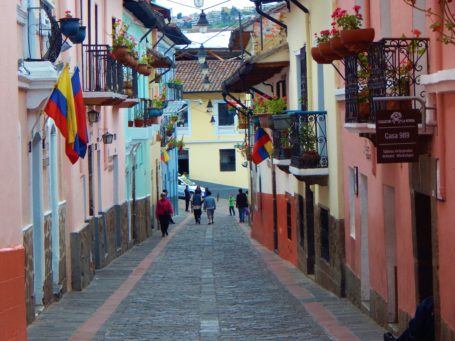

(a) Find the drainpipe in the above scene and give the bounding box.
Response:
[253,0,287,32]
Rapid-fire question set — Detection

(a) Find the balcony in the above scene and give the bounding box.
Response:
[271,113,294,172]
[81,44,127,106]
[166,82,183,101]
[344,38,432,137]
[118,69,140,108]
[290,111,328,184]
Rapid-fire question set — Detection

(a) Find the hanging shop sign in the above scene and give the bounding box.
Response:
[376,108,419,163]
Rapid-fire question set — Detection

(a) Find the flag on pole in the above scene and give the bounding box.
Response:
[44,64,77,144]
[161,148,170,164]
[252,127,273,165]
[65,67,89,163]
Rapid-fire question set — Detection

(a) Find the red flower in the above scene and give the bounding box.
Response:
[411,28,422,38]
[354,5,361,13]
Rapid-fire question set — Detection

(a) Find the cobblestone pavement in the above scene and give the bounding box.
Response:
[28,200,384,341]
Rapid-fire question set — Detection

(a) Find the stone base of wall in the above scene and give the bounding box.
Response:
[23,226,34,324]
[42,213,53,306]
[314,207,345,297]
[58,203,67,295]
[370,290,389,327]
[135,196,152,244]
[71,222,95,291]
[344,265,361,308]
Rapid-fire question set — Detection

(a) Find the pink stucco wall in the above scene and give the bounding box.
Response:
[1,0,21,247]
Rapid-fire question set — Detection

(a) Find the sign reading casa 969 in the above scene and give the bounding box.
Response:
[376,109,419,163]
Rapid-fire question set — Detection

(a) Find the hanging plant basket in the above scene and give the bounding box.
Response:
[69,26,86,44]
[136,63,151,76]
[340,28,375,53]
[148,108,163,117]
[318,42,341,61]
[238,113,248,129]
[59,17,80,37]
[311,47,332,64]
[330,36,352,58]
[112,46,130,62]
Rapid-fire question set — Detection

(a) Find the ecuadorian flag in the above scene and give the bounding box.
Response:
[161,148,170,164]
[44,64,77,145]
[252,127,273,165]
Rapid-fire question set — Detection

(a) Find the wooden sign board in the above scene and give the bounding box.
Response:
[376,109,419,163]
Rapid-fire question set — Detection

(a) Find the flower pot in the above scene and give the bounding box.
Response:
[112,46,130,62]
[123,80,133,89]
[300,151,320,168]
[124,88,133,97]
[318,42,341,61]
[148,108,163,117]
[166,130,174,137]
[258,114,273,129]
[151,116,159,124]
[310,47,332,64]
[145,118,152,126]
[69,26,86,44]
[340,28,375,53]
[128,120,134,127]
[358,102,370,121]
[275,147,292,160]
[134,119,144,127]
[330,36,352,58]
[137,64,151,76]
[59,17,80,37]
[238,113,248,129]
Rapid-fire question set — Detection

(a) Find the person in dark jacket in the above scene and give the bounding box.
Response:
[163,189,175,223]
[203,191,216,224]
[192,188,203,224]
[236,189,248,223]
[384,296,434,341]
[155,192,174,237]
[184,185,191,212]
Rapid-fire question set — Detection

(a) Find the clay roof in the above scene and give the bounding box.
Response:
[175,60,241,93]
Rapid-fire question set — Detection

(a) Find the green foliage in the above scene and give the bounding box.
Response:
[299,121,316,152]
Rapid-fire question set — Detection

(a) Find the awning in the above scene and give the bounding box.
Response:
[150,3,171,21]
[222,61,289,93]
[148,48,174,68]
[163,100,187,115]
[164,25,191,45]
[123,0,165,31]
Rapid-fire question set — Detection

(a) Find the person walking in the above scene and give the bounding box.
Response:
[203,191,216,224]
[184,185,191,212]
[236,188,248,223]
[228,194,236,216]
[192,188,203,224]
[155,192,174,237]
[162,189,175,224]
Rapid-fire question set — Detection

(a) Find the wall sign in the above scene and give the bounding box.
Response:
[376,109,419,163]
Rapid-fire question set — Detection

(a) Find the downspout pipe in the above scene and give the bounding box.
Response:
[253,0,287,32]
[250,86,272,99]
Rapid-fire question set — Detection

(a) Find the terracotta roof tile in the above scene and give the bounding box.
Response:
[175,60,241,93]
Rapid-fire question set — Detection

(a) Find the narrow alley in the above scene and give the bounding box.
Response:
[27,201,384,341]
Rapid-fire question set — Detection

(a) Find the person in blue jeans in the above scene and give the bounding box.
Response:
[235,189,248,223]
[203,191,216,224]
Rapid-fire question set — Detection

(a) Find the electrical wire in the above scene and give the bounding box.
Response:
[163,0,233,12]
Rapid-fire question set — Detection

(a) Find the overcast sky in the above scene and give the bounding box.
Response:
[155,0,253,16]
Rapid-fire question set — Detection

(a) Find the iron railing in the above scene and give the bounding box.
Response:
[166,83,183,101]
[345,38,429,123]
[289,111,328,169]
[81,44,124,94]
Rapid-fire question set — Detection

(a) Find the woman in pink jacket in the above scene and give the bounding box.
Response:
[155,192,174,237]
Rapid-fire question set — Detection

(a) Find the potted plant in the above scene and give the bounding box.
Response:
[176,137,185,153]
[59,10,80,37]
[315,30,340,61]
[149,93,166,116]
[333,5,375,53]
[274,129,292,160]
[299,121,320,168]
[111,19,136,63]
[165,122,175,136]
[134,110,144,127]
[136,53,152,76]
[252,96,287,128]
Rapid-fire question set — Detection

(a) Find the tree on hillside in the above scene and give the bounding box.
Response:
[177,12,182,19]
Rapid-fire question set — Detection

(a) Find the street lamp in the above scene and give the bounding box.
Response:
[201,61,209,75]
[197,44,207,64]
[102,132,114,144]
[202,75,211,90]
[196,10,209,33]
[87,108,100,124]
[206,99,213,113]
[210,115,216,124]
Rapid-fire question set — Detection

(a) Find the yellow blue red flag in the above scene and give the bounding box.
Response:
[161,148,170,164]
[252,127,273,164]
[44,64,77,145]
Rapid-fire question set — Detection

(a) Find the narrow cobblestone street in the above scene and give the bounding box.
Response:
[27,201,384,341]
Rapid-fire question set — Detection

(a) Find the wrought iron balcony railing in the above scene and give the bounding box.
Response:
[289,111,328,170]
[345,38,429,124]
[81,44,124,94]
[166,83,183,101]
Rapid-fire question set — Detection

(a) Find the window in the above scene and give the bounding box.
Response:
[217,102,235,126]
[298,195,305,247]
[320,207,330,261]
[219,149,236,171]
[176,105,189,127]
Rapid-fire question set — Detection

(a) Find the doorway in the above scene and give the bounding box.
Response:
[360,174,370,306]
[384,185,397,323]
[305,184,315,274]
[178,149,189,175]
[414,192,433,302]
